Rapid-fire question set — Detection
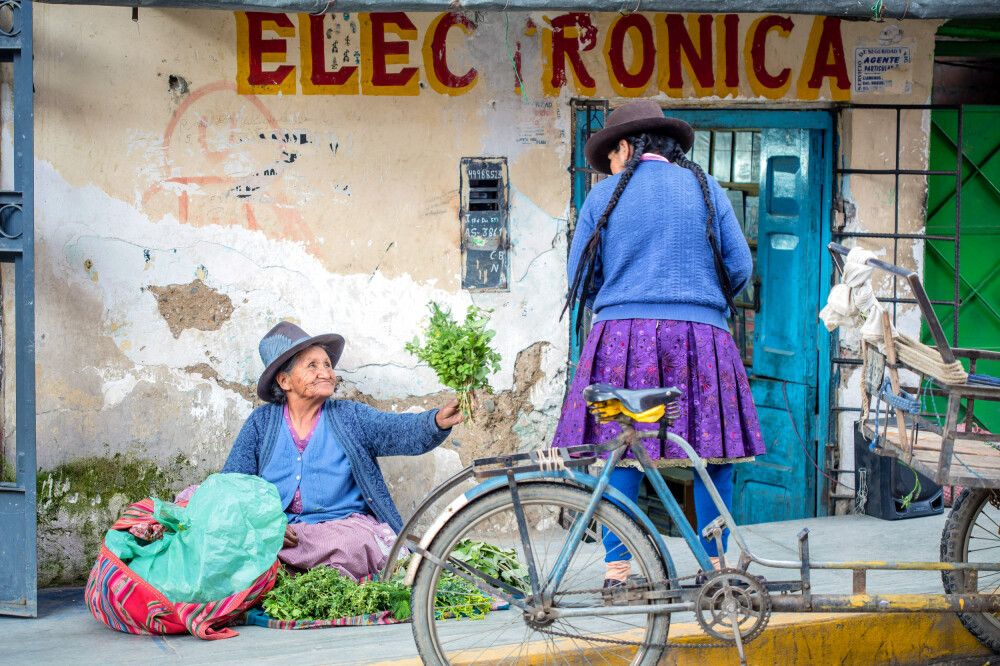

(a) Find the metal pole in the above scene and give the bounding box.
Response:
[954,106,963,345]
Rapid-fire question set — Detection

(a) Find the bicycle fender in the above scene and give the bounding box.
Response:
[404,470,677,585]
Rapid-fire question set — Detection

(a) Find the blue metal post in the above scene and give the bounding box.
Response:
[0,0,36,618]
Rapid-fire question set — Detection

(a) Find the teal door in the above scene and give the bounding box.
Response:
[570,107,832,525]
[735,127,824,524]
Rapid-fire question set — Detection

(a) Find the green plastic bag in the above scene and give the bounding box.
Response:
[105,473,287,603]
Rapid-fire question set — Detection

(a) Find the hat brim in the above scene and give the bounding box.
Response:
[256,333,346,402]
[584,116,695,175]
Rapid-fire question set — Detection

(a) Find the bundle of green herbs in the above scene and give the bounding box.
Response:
[261,539,529,622]
[405,302,502,422]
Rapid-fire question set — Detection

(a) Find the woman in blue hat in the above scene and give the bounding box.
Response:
[221,321,462,580]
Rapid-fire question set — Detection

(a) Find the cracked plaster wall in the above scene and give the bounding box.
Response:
[19,6,940,579]
[28,6,577,583]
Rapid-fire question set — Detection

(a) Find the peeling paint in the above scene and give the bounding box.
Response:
[148,278,235,338]
[184,362,257,403]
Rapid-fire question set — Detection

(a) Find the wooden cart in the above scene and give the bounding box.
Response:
[829,242,1000,487]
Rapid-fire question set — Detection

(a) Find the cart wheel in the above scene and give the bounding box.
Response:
[941,488,1000,652]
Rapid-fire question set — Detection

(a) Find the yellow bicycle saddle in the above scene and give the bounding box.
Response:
[582,383,682,414]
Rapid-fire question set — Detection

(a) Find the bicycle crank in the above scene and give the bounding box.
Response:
[694,569,772,665]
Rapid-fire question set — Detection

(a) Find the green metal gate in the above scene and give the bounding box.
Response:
[924,106,1000,432]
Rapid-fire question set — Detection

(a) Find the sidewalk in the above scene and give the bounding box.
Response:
[0,512,990,665]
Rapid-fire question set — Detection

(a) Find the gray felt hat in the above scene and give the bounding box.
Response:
[256,321,345,402]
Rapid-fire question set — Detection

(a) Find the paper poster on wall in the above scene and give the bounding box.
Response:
[854,46,912,94]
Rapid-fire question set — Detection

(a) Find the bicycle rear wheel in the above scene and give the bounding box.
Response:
[411,482,670,665]
[941,488,1000,652]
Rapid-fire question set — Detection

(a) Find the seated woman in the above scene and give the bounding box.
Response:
[221,321,462,581]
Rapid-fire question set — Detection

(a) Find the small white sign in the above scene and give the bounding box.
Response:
[855,46,912,94]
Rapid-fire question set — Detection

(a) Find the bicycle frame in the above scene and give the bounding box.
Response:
[384,418,1000,618]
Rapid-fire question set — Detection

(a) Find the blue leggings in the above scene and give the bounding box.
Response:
[602,464,734,563]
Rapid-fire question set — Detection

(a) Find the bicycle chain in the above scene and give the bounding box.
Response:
[539,573,737,650]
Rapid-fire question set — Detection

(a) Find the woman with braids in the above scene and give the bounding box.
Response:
[552,100,766,587]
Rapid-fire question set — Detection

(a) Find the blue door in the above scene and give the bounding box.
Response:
[570,107,832,525]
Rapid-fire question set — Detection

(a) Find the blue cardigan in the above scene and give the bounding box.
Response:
[569,160,754,330]
[221,400,450,533]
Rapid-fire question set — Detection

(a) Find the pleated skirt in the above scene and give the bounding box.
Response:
[552,319,766,465]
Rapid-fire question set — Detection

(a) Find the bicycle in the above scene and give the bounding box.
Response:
[380,375,1000,665]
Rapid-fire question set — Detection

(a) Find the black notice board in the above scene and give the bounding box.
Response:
[461,157,509,291]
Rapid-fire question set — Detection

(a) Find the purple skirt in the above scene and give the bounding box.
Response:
[552,319,766,464]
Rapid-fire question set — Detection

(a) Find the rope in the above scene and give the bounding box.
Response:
[855,467,869,514]
[780,381,852,492]
[969,373,1000,388]
[860,341,873,425]
[534,448,566,472]
[893,334,968,385]
[879,377,920,414]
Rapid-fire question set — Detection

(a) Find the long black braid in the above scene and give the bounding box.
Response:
[563,134,648,337]
[563,131,737,338]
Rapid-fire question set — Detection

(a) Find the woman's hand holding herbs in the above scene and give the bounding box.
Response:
[405,302,502,424]
[434,399,463,430]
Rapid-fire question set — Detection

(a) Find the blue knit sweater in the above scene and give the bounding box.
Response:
[221,400,449,533]
[569,160,753,330]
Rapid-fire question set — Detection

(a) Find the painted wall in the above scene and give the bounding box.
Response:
[21,7,936,582]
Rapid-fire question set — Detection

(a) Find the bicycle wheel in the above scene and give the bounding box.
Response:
[411,482,670,665]
[941,488,1000,651]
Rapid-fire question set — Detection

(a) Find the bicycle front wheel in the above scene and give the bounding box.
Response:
[411,482,670,665]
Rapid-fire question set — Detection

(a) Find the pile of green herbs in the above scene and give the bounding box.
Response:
[452,539,530,595]
[262,566,413,622]
[261,539,530,622]
[405,302,502,422]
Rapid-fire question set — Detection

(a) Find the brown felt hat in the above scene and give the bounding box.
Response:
[584,100,695,175]
[256,321,345,402]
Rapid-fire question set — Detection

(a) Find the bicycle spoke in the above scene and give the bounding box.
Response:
[412,484,668,665]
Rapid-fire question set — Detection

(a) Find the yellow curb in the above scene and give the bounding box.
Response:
[662,612,990,665]
[373,612,990,665]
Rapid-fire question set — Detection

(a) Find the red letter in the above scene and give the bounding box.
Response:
[237,12,296,95]
[542,13,598,96]
[658,14,715,97]
[605,14,655,96]
[746,15,793,98]
[798,16,851,100]
[720,14,740,91]
[361,12,419,96]
[299,14,359,94]
[423,12,478,95]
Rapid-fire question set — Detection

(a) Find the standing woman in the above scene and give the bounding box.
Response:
[553,100,766,586]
